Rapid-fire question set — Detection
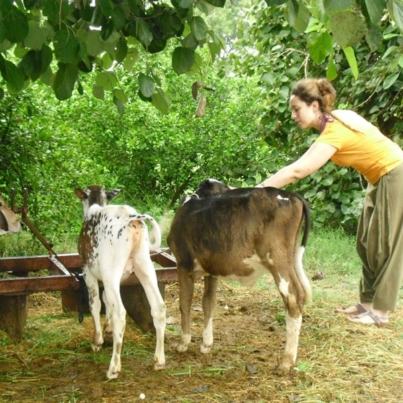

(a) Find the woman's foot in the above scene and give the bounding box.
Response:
[336,302,372,315]
[347,310,389,327]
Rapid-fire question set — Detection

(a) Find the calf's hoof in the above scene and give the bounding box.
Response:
[200,343,212,354]
[106,369,119,380]
[276,359,294,373]
[91,343,103,352]
[153,361,166,371]
[176,343,189,353]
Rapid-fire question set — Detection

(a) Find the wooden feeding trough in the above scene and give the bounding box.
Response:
[0,189,178,341]
[0,251,177,341]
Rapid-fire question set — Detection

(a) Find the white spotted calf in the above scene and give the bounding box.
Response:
[75,185,166,379]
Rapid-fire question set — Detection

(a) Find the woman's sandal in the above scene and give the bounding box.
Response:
[347,310,388,327]
[335,303,367,315]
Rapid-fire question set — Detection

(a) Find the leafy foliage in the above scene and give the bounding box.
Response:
[1,0,403,115]
[228,2,403,232]
[2,0,403,250]
[0,0,225,113]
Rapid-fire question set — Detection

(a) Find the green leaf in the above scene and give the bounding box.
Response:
[93,84,105,100]
[307,32,333,64]
[288,0,310,33]
[326,54,337,81]
[328,9,366,47]
[321,177,334,186]
[383,73,399,89]
[160,10,184,38]
[0,55,25,91]
[112,6,127,31]
[24,20,53,50]
[101,52,113,70]
[182,33,198,49]
[123,47,139,70]
[190,16,207,41]
[177,0,194,9]
[85,30,103,57]
[172,46,195,74]
[115,38,128,63]
[113,88,128,103]
[42,0,74,27]
[3,6,29,42]
[98,0,112,17]
[324,0,353,10]
[342,46,358,79]
[388,0,403,33]
[95,71,118,91]
[135,20,153,47]
[382,45,398,59]
[152,88,171,114]
[364,0,385,23]
[18,46,53,81]
[265,0,287,6]
[139,73,155,98]
[205,0,226,6]
[365,23,383,52]
[40,65,53,85]
[208,41,221,63]
[53,29,80,64]
[113,96,125,115]
[52,63,78,100]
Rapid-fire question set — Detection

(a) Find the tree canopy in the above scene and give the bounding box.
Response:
[1,0,403,244]
[1,0,403,113]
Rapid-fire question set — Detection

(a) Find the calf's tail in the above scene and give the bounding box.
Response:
[139,214,162,252]
[295,197,312,304]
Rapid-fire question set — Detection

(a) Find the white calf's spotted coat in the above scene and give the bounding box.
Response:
[75,185,166,380]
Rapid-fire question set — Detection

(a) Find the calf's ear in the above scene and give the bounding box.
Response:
[74,189,87,200]
[107,189,122,201]
[0,211,8,233]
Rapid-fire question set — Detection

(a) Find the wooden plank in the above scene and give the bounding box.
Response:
[0,267,177,295]
[0,253,83,272]
[0,250,174,272]
[0,275,80,295]
[151,250,176,267]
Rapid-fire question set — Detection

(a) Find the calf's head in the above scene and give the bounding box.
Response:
[74,185,121,215]
[194,178,233,198]
[0,196,22,235]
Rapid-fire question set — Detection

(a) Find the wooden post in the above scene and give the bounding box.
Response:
[121,283,166,333]
[0,294,29,341]
[61,283,166,333]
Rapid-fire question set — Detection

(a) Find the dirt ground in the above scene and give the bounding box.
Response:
[1,277,403,403]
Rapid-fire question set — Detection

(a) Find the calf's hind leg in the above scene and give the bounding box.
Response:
[177,267,195,352]
[101,280,126,380]
[201,275,218,354]
[272,264,304,372]
[83,268,104,351]
[133,255,166,370]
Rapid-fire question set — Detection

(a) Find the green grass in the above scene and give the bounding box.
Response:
[2,225,403,402]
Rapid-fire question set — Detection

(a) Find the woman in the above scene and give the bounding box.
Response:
[257,78,403,327]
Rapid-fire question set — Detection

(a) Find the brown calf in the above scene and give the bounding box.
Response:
[167,178,312,372]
